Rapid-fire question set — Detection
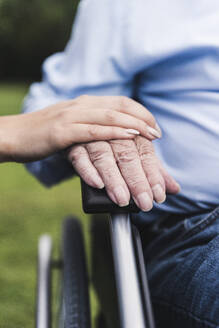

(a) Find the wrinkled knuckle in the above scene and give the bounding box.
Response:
[90,150,104,162]
[69,146,85,162]
[89,149,110,166]
[138,142,154,158]
[139,151,155,163]
[141,154,159,170]
[115,149,137,164]
[86,141,113,165]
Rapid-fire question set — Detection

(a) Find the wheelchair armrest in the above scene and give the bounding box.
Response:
[81,179,140,214]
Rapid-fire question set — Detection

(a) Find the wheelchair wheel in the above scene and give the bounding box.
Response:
[60,217,91,328]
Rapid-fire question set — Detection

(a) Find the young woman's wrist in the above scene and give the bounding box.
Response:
[0,116,17,163]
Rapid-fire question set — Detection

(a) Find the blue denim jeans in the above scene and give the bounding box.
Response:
[91,208,219,328]
[139,206,219,328]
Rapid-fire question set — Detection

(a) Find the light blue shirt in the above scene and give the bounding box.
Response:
[23,0,219,219]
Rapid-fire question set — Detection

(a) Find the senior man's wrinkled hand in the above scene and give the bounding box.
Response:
[67,137,180,212]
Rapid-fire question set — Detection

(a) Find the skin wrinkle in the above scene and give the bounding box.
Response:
[68,145,86,162]
[136,137,166,195]
[68,135,179,209]
[110,139,154,201]
[68,137,179,209]
[86,144,113,165]
[85,141,129,196]
[69,144,104,188]
[114,149,139,165]
[110,140,139,165]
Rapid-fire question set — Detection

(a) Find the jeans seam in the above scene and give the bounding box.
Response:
[180,207,219,241]
[152,297,218,328]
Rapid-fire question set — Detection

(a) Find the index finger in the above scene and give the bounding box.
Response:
[110,139,154,212]
[74,95,161,134]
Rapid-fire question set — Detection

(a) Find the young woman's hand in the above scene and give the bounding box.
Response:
[0,95,161,163]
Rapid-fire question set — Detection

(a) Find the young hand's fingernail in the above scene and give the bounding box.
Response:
[125,129,140,135]
[152,184,166,203]
[113,186,129,207]
[133,192,153,212]
[147,126,161,139]
[155,123,162,136]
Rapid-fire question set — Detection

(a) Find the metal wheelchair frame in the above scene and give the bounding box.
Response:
[36,183,156,328]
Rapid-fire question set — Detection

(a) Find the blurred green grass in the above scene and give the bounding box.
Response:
[0,84,98,328]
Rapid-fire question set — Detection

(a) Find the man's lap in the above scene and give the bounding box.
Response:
[91,207,219,328]
[141,207,219,327]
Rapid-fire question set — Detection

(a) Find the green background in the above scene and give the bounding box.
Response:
[0,84,98,327]
[0,0,79,80]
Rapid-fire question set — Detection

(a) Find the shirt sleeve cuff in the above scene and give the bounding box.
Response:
[25,152,75,187]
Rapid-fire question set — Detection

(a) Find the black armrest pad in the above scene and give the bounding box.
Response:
[81,179,140,214]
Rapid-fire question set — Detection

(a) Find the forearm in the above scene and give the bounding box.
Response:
[0,115,17,163]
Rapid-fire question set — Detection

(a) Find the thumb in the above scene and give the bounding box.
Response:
[159,164,181,194]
